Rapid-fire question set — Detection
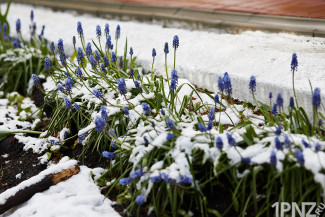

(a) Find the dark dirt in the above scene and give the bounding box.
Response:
[0,136,47,194]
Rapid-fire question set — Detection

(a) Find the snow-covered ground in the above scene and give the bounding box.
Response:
[3,3,325,116]
[1,159,120,217]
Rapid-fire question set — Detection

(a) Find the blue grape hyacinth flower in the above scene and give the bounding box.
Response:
[302,139,310,148]
[102,151,115,159]
[57,83,65,93]
[94,50,100,62]
[96,25,101,39]
[124,107,129,116]
[294,149,304,166]
[64,97,72,109]
[312,88,321,109]
[275,126,282,136]
[249,76,256,93]
[136,195,145,206]
[227,133,236,146]
[214,94,220,104]
[198,122,207,132]
[166,118,174,129]
[291,53,298,73]
[117,78,127,95]
[31,10,34,22]
[129,47,133,56]
[65,79,72,93]
[86,42,92,56]
[95,116,106,132]
[119,177,132,185]
[164,42,169,54]
[130,168,144,179]
[115,25,120,40]
[216,137,223,150]
[152,48,156,57]
[74,103,80,111]
[50,42,55,53]
[89,55,97,68]
[270,150,277,167]
[77,21,83,36]
[77,134,85,144]
[241,157,251,165]
[275,137,283,150]
[57,38,64,54]
[208,108,215,121]
[101,64,106,73]
[32,74,40,86]
[289,96,294,108]
[284,134,291,147]
[103,56,109,67]
[104,23,109,37]
[76,66,83,78]
[142,102,151,114]
[173,35,179,49]
[218,76,224,93]
[77,47,84,65]
[272,104,277,115]
[223,72,232,96]
[179,176,193,185]
[100,105,109,121]
[111,52,117,63]
[16,19,21,34]
[44,58,52,69]
[167,133,174,140]
[276,93,283,109]
[134,80,142,92]
[93,89,103,99]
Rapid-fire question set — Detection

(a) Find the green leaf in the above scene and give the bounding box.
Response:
[207,209,223,217]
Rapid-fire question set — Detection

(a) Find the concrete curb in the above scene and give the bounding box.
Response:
[12,0,325,38]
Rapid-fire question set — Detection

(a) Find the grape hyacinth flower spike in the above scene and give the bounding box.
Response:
[30,10,34,22]
[172,35,179,69]
[276,93,283,111]
[136,195,145,206]
[216,137,223,150]
[86,42,92,57]
[104,23,109,38]
[166,118,174,129]
[77,47,84,66]
[32,74,40,86]
[90,55,97,68]
[312,88,321,110]
[102,151,115,159]
[289,96,294,108]
[64,97,72,109]
[270,150,277,167]
[50,42,55,54]
[96,25,101,39]
[93,89,103,100]
[77,21,83,37]
[111,52,117,63]
[95,116,106,132]
[294,149,304,166]
[44,58,52,69]
[142,102,151,115]
[223,72,232,97]
[198,122,207,132]
[16,19,21,34]
[291,53,299,107]
[249,76,256,93]
[129,47,133,61]
[117,77,127,96]
[74,103,80,111]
